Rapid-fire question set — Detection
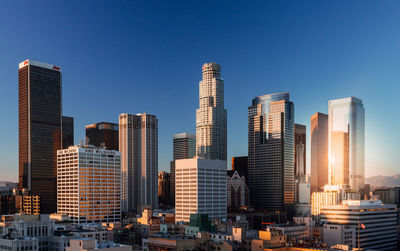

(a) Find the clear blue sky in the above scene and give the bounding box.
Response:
[1,1,399,181]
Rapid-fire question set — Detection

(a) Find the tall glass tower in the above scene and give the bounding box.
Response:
[248,92,295,210]
[196,63,227,161]
[328,97,365,189]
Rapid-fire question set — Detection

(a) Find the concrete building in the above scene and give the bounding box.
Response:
[311,184,359,221]
[85,122,119,151]
[18,59,63,213]
[227,171,249,210]
[196,63,227,161]
[119,113,158,212]
[170,133,196,207]
[310,112,328,194]
[66,239,130,251]
[373,187,400,206]
[328,97,365,189]
[323,224,355,249]
[248,92,295,210]
[57,145,121,223]
[321,200,397,250]
[175,158,227,223]
[0,214,54,250]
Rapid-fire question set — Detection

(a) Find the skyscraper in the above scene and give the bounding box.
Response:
[18,59,62,213]
[119,113,158,212]
[62,116,74,149]
[310,112,329,193]
[248,92,295,210]
[328,97,365,189]
[196,63,227,161]
[294,124,306,177]
[86,122,119,151]
[170,133,195,206]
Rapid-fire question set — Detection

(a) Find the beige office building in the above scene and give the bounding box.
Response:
[57,145,121,223]
[175,158,227,223]
[196,63,227,161]
[119,113,158,212]
[310,112,328,194]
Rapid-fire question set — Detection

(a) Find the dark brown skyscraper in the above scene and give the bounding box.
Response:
[294,124,306,177]
[62,116,74,149]
[85,122,119,150]
[18,59,62,213]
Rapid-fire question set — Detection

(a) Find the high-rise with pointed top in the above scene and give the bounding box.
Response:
[195,63,227,161]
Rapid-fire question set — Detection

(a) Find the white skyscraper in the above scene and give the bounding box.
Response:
[119,113,158,212]
[328,97,365,189]
[57,145,121,223]
[175,158,227,223]
[196,63,227,161]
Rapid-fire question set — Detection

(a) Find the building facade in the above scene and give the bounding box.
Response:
[248,92,295,210]
[311,184,360,221]
[85,122,119,151]
[227,171,249,210]
[294,124,306,177]
[18,59,62,214]
[328,97,365,189]
[119,113,158,212]
[231,156,248,182]
[195,63,227,161]
[158,171,170,207]
[175,158,227,223]
[62,116,74,149]
[57,145,121,223]
[310,112,328,194]
[321,200,398,250]
[169,133,195,207]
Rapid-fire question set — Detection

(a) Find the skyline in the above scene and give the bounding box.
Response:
[1,1,400,181]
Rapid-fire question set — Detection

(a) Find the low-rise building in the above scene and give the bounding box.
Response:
[323,224,355,248]
[66,239,130,251]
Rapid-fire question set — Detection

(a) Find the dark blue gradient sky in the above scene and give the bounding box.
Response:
[1,1,399,181]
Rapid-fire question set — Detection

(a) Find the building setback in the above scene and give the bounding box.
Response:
[18,59,62,214]
[85,122,119,151]
[310,112,329,194]
[175,158,227,223]
[248,92,295,210]
[196,63,227,161]
[169,133,195,207]
[57,145,121,223]
[119,113,158,212]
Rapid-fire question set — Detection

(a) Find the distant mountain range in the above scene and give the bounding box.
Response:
[366,174,400,187]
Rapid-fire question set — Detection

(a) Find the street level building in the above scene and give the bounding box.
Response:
[57,145,121,223]
[321,200,397,250]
